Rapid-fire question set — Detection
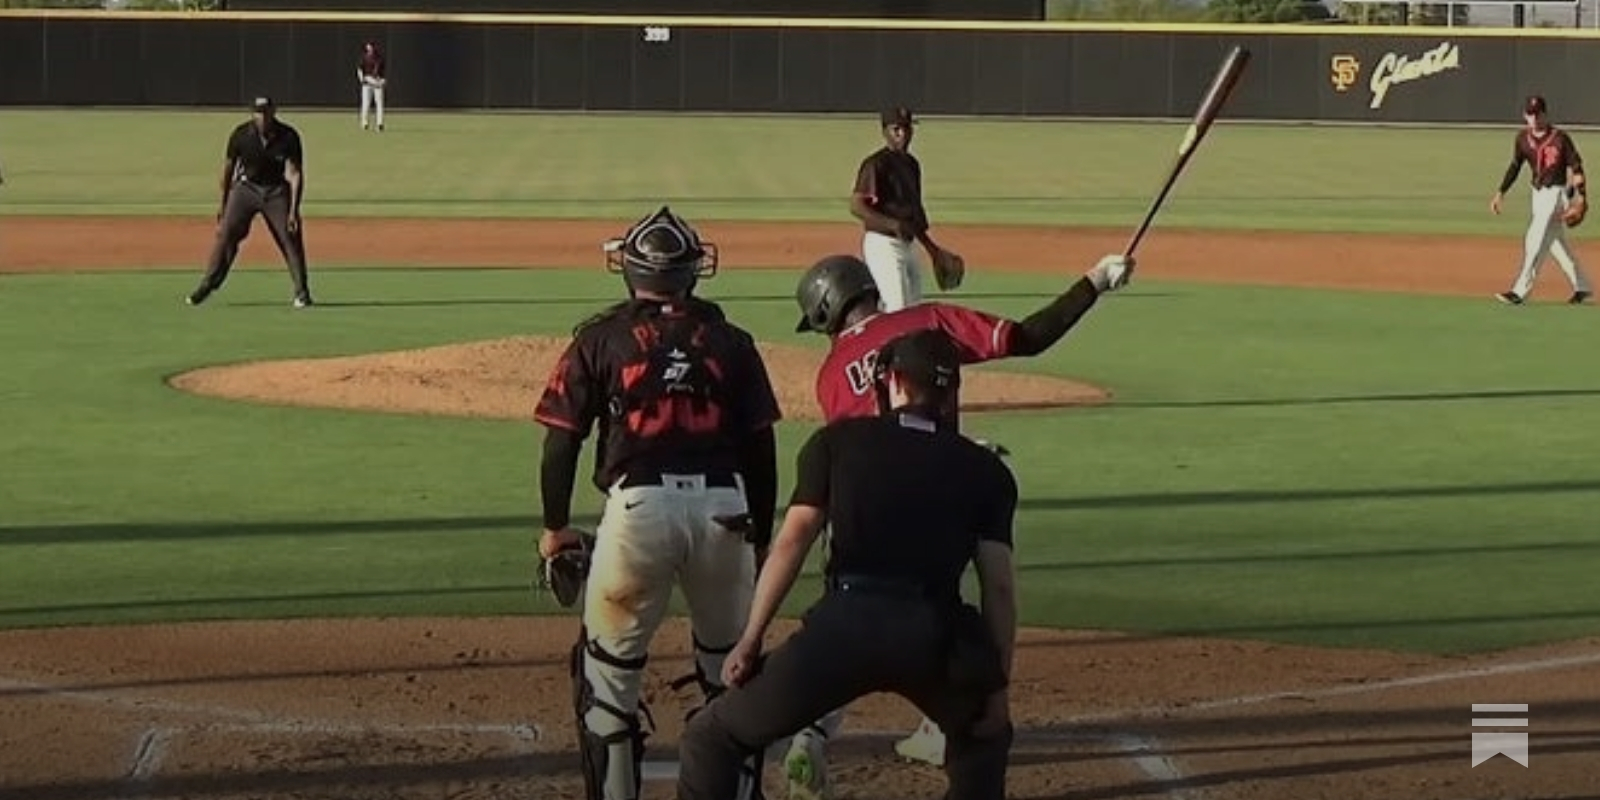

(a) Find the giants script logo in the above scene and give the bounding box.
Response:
[1331,42,1462,110]
[1370,41,1461,110]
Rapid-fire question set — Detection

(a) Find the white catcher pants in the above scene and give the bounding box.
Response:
[579,471,758,800]
[862,231,924,311]
[1511,185,1593,298]
[360,83,385,128]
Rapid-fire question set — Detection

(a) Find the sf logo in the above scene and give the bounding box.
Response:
[1331,55,1360,93]
[844,349,880,397]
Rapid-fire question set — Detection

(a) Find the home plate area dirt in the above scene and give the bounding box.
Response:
[5,215,1600,799]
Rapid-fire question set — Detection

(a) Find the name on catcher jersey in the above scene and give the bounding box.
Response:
[815,302,1013,422]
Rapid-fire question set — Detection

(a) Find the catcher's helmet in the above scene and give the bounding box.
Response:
[604,206,718,296]
[794,254,880,334]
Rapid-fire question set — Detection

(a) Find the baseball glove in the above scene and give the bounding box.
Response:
[1565,193,1588,227]
[931,247,966,291]
[536,529,597,608]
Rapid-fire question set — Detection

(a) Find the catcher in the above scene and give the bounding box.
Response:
[533,205,782,800]
[1490,94,1593,305]
[850,106,964,311]
[357,41,387,132]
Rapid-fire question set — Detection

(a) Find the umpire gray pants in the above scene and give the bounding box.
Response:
[199,180,310,299]
[675,587,1012,800]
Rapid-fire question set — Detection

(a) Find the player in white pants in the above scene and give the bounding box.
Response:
[851,107,955,313]
[1492,94,1593,305]
[534,207,782,800]
[357,41,387,132]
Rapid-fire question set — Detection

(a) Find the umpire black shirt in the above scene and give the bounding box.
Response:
[226,120,303,187]
[789,408,1018,598]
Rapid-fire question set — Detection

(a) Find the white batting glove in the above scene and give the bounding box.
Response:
[1085,254,1135,293]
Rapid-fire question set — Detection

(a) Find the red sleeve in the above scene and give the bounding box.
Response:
[928,303,1013,363]
[534,338,599,435]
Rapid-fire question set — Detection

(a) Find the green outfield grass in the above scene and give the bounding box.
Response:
[3,264,1600,654]
[0,108,1556,236]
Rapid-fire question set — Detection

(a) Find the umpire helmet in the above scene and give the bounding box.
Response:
[794,254,880,334]
[604,206,718,296]
[871,328,961,415]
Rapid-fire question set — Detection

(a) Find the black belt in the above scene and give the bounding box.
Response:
[825,574,934,599]
[618,469,741,490]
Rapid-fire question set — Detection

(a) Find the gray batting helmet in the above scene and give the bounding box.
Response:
[794,254,880,334]
[604,206,718,296]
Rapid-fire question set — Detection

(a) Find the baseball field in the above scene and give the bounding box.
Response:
[2,108,1599,799]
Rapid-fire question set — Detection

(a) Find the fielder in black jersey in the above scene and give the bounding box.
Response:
[534,206,781,800]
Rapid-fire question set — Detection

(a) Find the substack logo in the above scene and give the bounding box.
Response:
[1471,703,1530,767]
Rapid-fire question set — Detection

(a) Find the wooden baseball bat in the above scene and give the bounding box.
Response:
[1123,44,1252,259]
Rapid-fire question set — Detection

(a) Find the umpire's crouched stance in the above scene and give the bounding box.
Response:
[187,96,313,309]
[677,329,1020,800]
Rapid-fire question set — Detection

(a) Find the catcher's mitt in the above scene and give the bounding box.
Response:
[1565,194,1588,227]
[537,529,596,608]
[931,247,966,291]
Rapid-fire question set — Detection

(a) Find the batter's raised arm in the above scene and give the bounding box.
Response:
[994,254,1137,357]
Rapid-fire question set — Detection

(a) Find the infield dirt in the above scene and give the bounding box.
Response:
[2,215,1596,800]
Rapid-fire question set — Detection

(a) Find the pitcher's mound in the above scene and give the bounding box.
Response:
[168,336,1109,422]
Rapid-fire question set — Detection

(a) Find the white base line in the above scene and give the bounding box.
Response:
[0,670,546,783]
[1062,649,1600,725]
[1111,733,1193,800]
[127,727,172,782]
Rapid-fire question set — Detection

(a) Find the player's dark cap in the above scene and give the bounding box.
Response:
[1525,95,1548,114]
[251,96,276,112]
[876,329,961,393]
[881,107,915,127]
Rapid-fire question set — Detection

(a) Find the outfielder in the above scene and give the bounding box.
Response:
[358,41,387,132]
[778,250,1134,797]
[1492,94,1593,305]
[850,107,965,312]
[534,205,782,800]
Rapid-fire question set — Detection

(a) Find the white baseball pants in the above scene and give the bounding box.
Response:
[1511,185,1593,298]
[578,472,758,800]
[360,83,385,128]
[862,231,924,311]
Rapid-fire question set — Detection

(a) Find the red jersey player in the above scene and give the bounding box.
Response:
[777,249,1135,796]
[797,251,1135,426]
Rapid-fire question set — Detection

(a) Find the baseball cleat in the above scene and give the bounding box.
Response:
[1570,291,1592,304]
[893,717,946,767]
[784,729,830,800]
[292,296,314,309]
[1494,291,1524,305]
[186,289,210,306]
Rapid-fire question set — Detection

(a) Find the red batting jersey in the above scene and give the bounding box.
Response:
[816,302,1014,423]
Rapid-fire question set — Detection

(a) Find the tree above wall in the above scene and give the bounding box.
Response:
[1204,0,1335,21]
